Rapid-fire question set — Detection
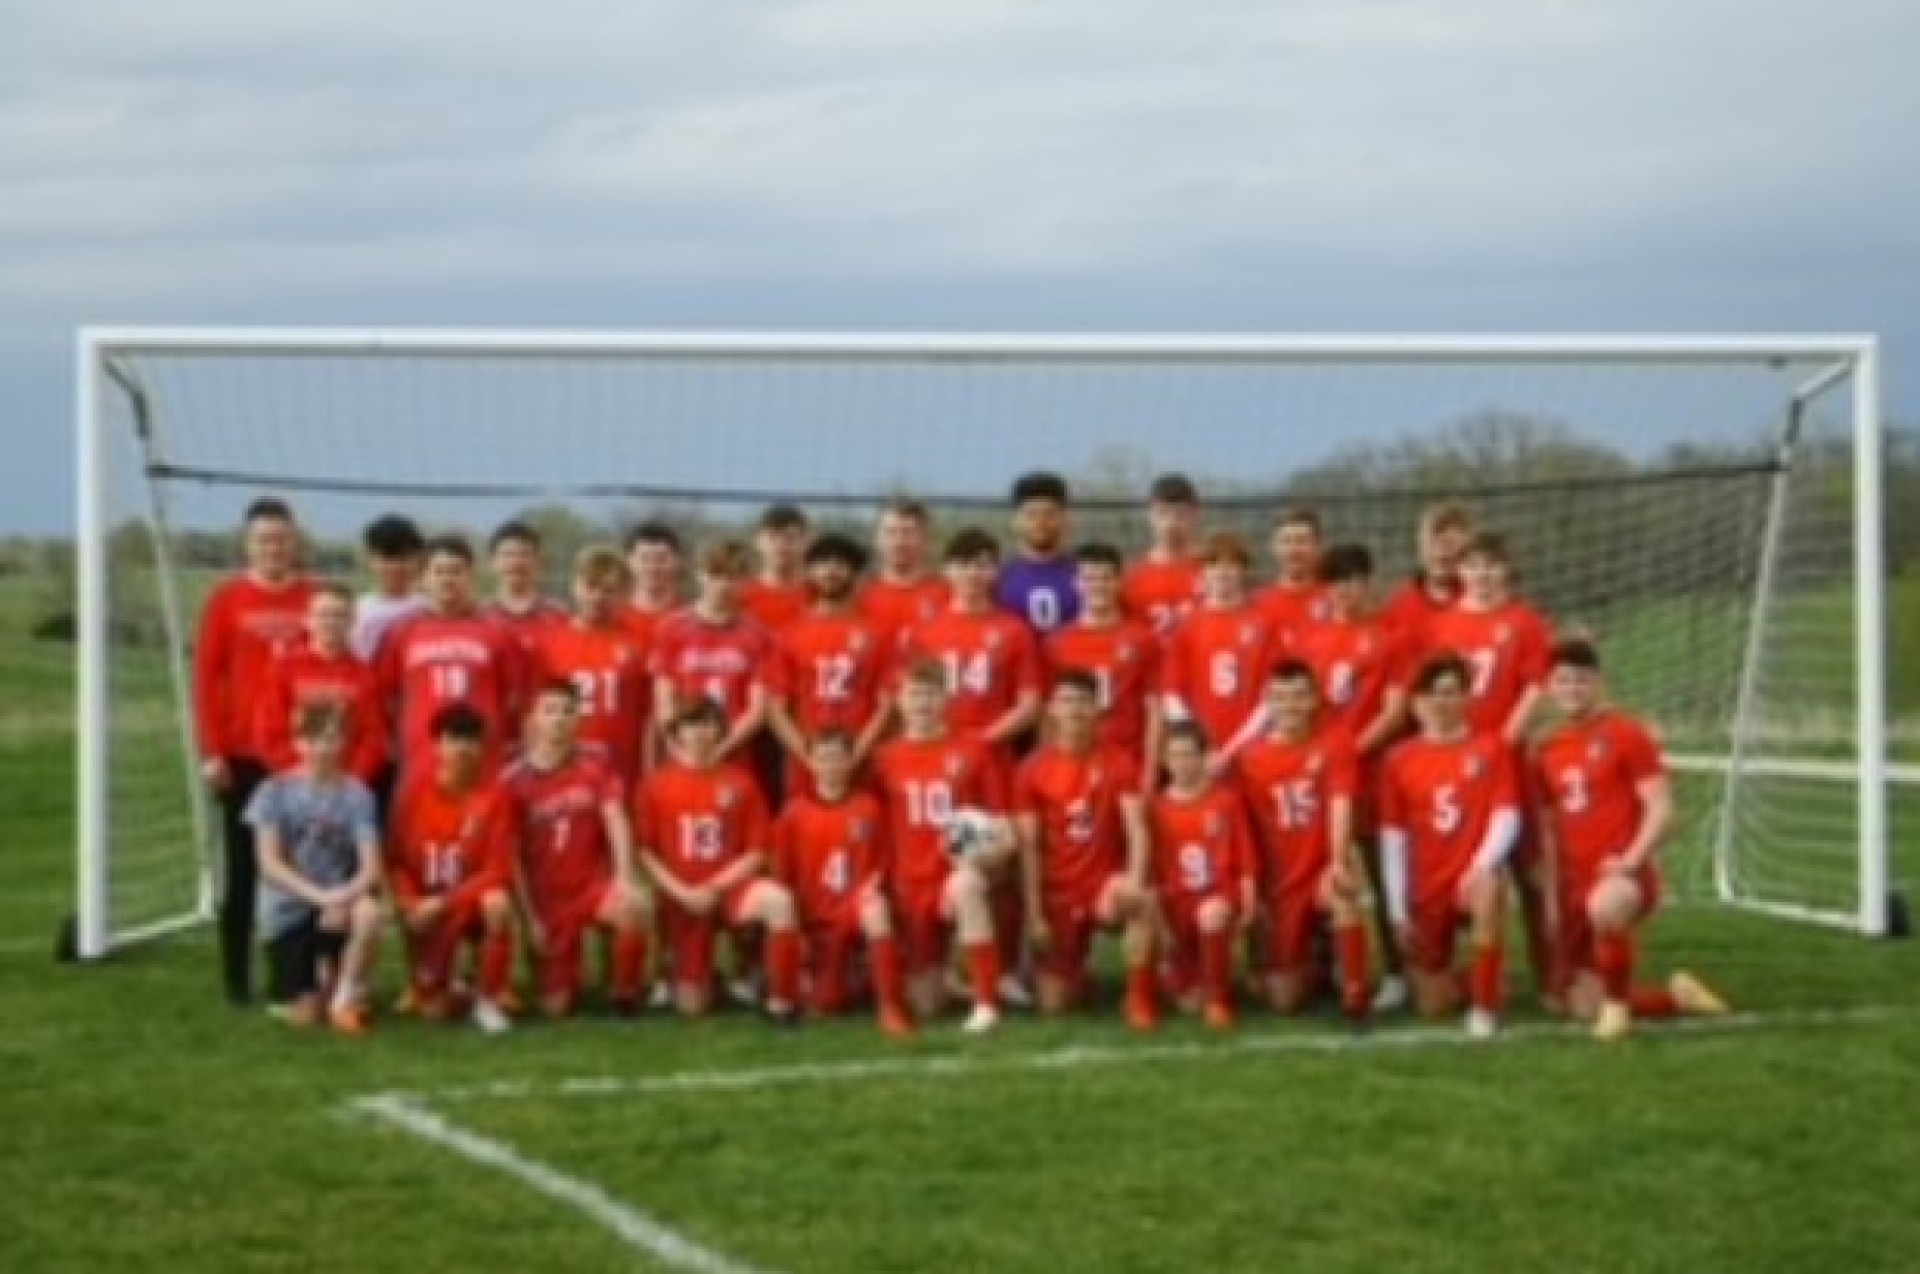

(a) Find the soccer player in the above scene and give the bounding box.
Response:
[1257,507,1331,651]
[634,699,803,1021]
[623,519,686,647]
[260,581,387,789]
[1534,639,1728,1040]
[487,520,567,665]
[385,704,516,1033]
[1122,471,1204,637]
[1234,661,1371,1020]
[1380,502,1473,639]
[767,532,893,797]
[245,702,382,1034]
[740,503,812,633]
[994,470,1080,636]
[1014,673,1157,1028]
[376,534,527,778]
[1161,532,1281,771]
[649,538,773,766]
[772,731,912,1035]
[502,680,652,1017]
[871,660,1014,1033]
[1148,721,1256,1030]
[193,496,316,1006]
[537,546,651,785]
[857,498,950,647]
[1044,542,1163,777]
[351,512,426,661]
[1378,654,1520,1038]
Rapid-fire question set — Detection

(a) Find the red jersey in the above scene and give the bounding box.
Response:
[740,580,811,633]
[1122,556,1202,637]
[1148,786,1254,903]
[501,749,624,913]
[896,608,1043,739]
[648,610,772,725]
[772,790,889,928]
[1162,604,1279,754]
[1421,600,1552,736]
[1255,580,1333,652]
[768,610,890,737]
[258,642,387,783]
[1380,573,1456,639]
[192,575,316,760]
[621,601,675,652]
[1292,617,1410,750]
[1044,619,1161,761]
[486,597,568,661]
[1379,733,1520,895]
[537,620,650,782]
[857,576,950,648]
[1534,711,1666,882]
[633,761,770,889]
[377,608,527,773]
[1016,745,1140,903]
[872,734,1008,899]
[1236,732,1358,895]
[386,773,512,906]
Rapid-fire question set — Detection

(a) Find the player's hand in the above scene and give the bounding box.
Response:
[683,885,717,917]
[200,757,230,791]
[406,898,446,934]
[1455,868,1490,911]
[319,901,349,930]
[1027,914,1052,954]
[524,920,548,956]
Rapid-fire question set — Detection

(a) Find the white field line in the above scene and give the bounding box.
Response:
[354,1093,779,1274]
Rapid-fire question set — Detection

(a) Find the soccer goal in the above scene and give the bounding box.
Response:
[72,330,1904,959]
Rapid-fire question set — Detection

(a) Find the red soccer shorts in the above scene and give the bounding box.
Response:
[1556,867,1661,978]
[659,882,757,993]
[534,878,621,1000]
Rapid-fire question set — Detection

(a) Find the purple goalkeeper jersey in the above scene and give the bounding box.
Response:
[994,553,1081,636]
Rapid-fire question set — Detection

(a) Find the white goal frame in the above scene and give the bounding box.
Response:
[73,329,1891,958]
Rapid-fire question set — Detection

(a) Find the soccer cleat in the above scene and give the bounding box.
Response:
[764,1003,802,1030]
[1371,975,1409,1013]
[1465,1007,1499,1040]
[647,980,674,1010]
[879,1006,916,1040]
[1669,971,1730,1015]
[1125,995,1160,1034]
[996,974,1035,1011]
[329,1005,371,1037]
[1593,1001,1632,1042]
[961,1004,1001,1035]
[471,999,513,1036]
[1204,1002,1237,1033]
[495,986,525,1015]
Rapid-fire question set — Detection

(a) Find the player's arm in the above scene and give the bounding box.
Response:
[601,798,642,895]
[1015,810,1045,939]
[344,787,384,902]
[853,696,894,768]
[1231,806,1257,929]
[1119,790,1151,890]
[1615,725,1674,874]
[253,811,333,910]
[768,693,811,763]
[704,787,773,894]
[981,630,1044,745]
[1465,752,1523,893]
[1377,765,1411,934]
[1531,766,1563,933]
[191,587,234,787]
[980,688,1041,747]
[1357,684,1409,758]
[651,672,679,751]
[717,681,770,761]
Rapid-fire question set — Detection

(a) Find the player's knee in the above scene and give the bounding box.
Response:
[348,895,383,938]
[480,891,514,931]
[757,883,797,930]
[858,895,893,938]
[1266,972,1308,1014]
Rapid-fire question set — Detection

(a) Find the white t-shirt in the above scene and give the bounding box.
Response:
[352,592,426,662]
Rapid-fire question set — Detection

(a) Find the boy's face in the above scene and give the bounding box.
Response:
[946,554,997,604]
[307,593,352,649]
[530,692,579,749]
[675,715,722,765]
[1201,558,1245,606]
[295,726,346,768]
[1459,552,1507,605]
[245,515,297,578]
[1328,575,1369,616]
[492,539,539,593]
[1273,522,1320,580]
[424,552,473,610]
[811,741,855,792]
[1148,499,1196,548]
[1549,664,1601,718]
[698,567,742,613]
[1415,675,1469,734]
[1164,736,1206,787]
[573,571,623,623]
[369,552,418,597]
[1075,561,1120,615]
[1048,682,1099,743]
[876,512,927,573]
[899,678,947,733]
[759,524,807,575]
[435,731,484,784]
[1014,498,1067,556]
[629,540,680,596]
[807,556,855,604]
[1265,676,1317,735]
[1425,524,1468,578]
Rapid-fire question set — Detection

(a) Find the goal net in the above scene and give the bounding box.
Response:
[73,331,1904,959]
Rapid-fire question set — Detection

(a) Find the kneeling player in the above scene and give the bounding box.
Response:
[503,681,653,1017]
[1015,672,1157,1028]
[1235,660,1372,1021]
[636,699,803,1022]
[872,660,1015,1033]
[1378,655,1518,1038]
[387,704,516,1033]
[772,731,912,1036]
[1148,722,1256,1030]
[1535,639,1728,1040]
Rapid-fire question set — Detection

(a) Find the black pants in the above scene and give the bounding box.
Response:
[266,916,347,1004]
[217,756,268,1005]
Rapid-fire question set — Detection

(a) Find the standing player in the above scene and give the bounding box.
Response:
[376,534,527,778]
[1044,543,1163,778]
[994,471,1080,637]
[486,520,568,656]
[502,681,652,1017]
[245,703,382,1034]
[772,731,913,1036]
[1380,502,1473,640]
[858,499,949,648]
[351,513,426,662]
[1378,654,1521,1038]
[1534,639,1728,1040]
[767,533,893,797]
[649,539,773,767]
[1122,472,1204,637]
[260,582,387,790]
[634,699,804,1021]
[1014,673,1158,1028]
[1161,532,1281,771]
[1257,507,1331,651]
[385,704,516,1033]
[1148,721,1257,1030]
[740,503,812,633]
[871,660,1014,1033]
[623,520,686,646]
[1235,661,1371,1021]
[193,496,316,1006]
[537,546,651,786]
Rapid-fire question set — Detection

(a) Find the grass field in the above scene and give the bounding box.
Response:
[7,584,1920,1271]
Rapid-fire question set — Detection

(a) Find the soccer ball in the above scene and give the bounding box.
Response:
[942,808,1006,862]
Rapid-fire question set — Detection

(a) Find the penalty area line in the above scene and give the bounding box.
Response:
[352,1093,780,1274]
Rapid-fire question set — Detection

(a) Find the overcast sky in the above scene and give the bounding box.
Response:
[5,0,1917,534]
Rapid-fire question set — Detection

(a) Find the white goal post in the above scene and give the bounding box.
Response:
[72,329,1898,959]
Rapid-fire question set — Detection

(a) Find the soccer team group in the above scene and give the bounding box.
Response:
[196,471,1729,1044]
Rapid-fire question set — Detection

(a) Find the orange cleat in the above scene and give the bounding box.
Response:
[329,1005,372,1037]
[1204,1002,1237,1033]
[879,1006,916,1040]
[1125,995,1160,1034]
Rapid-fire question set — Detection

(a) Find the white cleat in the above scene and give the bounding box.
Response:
[471,998,512,1036]
[647,980,674,1010]
[1465,1008,1499,1041]
[1371,976,1409,1013]
[996,974,1035,1011]
[961,1004,1001,1035]
[1592,1001,1631,1042]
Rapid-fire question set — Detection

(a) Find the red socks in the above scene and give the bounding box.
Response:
[1470,944,1504,1012]
[870,935,907,1019]
[479,931,514,1001]
[1336,923,1371,1016]
[611,929,649,1001]
[965,940,1002,1010]
[766,929,801,1009]
[1201,930,1233,1010]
